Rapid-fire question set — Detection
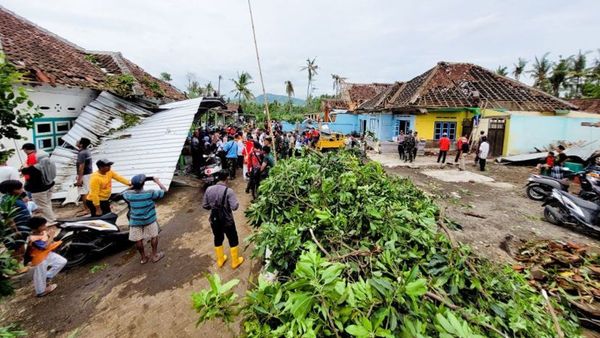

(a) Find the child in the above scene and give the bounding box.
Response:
[0,180,31,263]
[538,151,555,175]
[27,216,66,297]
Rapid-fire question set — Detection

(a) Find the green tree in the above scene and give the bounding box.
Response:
[205,82,214,96]
[159,72,172,82]
[529,52,552,93]
[300,58,319,104]
[512,58,528,82]
[331,74,346,97]
[568,50,590,98]
[285,80,295,112]
[230,72,254,103]
[549,56,571,97]
[495,66,508,76]
[185,73,202,98]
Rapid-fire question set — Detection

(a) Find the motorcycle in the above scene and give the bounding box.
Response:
[526,170,600,202]
[543,188,600,237]
[55,212,131,268]
[198,153,223,189]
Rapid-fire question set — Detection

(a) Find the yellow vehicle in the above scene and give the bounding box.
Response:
[316,132,346,151]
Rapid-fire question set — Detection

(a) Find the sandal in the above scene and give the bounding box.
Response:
[140,256,150,265]
[37,283,57,297]
[152,252,165,263]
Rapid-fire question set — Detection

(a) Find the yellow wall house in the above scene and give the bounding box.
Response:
[357,61,578,157]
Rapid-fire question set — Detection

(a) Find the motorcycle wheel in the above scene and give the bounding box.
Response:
[58,233,90,268]
[526,184,547,201]
[543,204,562,225]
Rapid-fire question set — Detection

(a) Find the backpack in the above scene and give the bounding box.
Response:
[209,188,235,227]
[34,153,57,186]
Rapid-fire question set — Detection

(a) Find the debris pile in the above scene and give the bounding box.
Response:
[514,240,600,331]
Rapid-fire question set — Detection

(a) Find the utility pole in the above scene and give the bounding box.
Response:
[247,0,275,158]
[218,75,222,97]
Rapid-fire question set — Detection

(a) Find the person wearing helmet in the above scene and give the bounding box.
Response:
[86,159,130,216]
[123,174,167,264]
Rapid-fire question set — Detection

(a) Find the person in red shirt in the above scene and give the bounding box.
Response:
[21,143,38,181]
[437,133,451,164]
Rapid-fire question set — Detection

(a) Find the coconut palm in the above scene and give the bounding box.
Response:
[496,66,508,77]
[230,72,254,103]
[529,52,552,93]
[205,82,214,96]
[331,74,347,97]
[568,50,590,98]
[549,57,571,97]
[512,58,528,82]
[284,80,295,103]
[300,58,319,104]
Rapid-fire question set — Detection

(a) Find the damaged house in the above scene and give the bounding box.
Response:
[357,61,600,156]
[0,6,225,197]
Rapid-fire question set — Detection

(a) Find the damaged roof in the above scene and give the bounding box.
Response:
[0,6,183,102]
[51,92,204,198]
[364,62,578,113]
[570,99,600,114]
[324,82,392,111]
[358,82,404,111]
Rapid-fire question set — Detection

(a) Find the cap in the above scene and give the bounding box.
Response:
[442,132,448,136]
[96,159,114,167]
[131,174,146,189]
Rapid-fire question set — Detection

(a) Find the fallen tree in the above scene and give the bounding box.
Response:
[193,151,581,337]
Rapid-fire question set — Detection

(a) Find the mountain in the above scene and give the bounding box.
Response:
[255,93,305,106]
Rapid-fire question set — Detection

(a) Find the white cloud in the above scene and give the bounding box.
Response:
[3,0,599,98]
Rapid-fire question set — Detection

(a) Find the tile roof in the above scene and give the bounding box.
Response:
[365,62,577,112]
[0,6,183,102]
[357,82,404,111]
[569,99,600,114]
[333,82,392,111]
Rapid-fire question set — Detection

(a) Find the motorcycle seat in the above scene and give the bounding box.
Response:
[568,193,600,212]
[57,212,118,224]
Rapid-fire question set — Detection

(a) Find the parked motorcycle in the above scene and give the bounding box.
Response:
[543,188,600,237]
[55,212,131,268]
[198,153,223,189]
[526,170,600,202]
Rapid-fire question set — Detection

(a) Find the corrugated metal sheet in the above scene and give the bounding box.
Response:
[52,93,202,199]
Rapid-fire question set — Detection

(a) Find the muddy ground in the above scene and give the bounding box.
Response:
[0,178,257,338]
[385,159,600,263]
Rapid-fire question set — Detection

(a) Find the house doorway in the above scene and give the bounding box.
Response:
[394,119,410,136]
[360,120,367,135]
[461,118,472,139]
[487,118,506,157]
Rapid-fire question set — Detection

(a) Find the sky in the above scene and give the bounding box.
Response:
[3,0,599,99]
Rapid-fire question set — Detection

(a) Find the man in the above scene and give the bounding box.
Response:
[123,175,166,264]
[75,138,93,209]
[236,133,245,170]
[191,130,201,175]
[403,131,416,163]
[457,134,470,171]
[555,145,567,167]
[258,146,276,188]
[412,131,420,160]
[21,151,56,222]
[223,136,238,179]
[21,143,38,179]
[437,132,451,164]
[202,170,243,269]
[473,131,485,165]
[478,136,490,171]
[86,159,130,216]
[396,131,405,160]
[0,158,19,185]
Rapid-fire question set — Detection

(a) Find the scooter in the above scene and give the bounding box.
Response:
[55,212,131,268]
[198,153,223,189]
[526,170,600,202]
[543,188,600,237]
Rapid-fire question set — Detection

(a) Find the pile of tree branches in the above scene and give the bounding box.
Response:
[196,151,582,337]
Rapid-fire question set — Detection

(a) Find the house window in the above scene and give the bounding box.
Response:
[32,118,75,153]
[394,120,410,136]
[368,118,378,132]
[434,121,457,140]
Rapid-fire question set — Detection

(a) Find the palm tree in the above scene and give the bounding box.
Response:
[230,72,254,103]
[331,74,347,97]
[496,66,508,76]
[185,72,202,98]
[512,58,527,82]
[529,52,552,93]
[300,57,319,104]
[284,80,295,104]
[549,56,571,97]
[568,50,590,98]
[205,82,214,97]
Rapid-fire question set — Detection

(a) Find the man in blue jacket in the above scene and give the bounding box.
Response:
[223,135,239,179]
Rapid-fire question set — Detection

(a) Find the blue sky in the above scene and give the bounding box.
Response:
[3,0,599,99]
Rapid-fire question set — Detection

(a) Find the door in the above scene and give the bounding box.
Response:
[394,119,410,136]
[360,120,367,135]
[487,118,505,157]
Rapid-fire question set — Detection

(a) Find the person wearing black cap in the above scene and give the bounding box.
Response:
[86,159,130,216]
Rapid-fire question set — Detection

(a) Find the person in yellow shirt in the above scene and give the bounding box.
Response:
[86,159,130,216]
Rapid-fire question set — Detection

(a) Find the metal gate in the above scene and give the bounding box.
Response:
[487,118,505,157]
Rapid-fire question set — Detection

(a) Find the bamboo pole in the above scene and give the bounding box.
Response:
[247,0,276,159]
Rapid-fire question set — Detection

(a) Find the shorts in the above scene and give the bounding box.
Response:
[129,221,160,242]
[78,174,91,195]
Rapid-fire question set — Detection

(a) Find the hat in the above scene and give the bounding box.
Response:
[131,174,146,189]
[96,159,114,167]
[442,132,448,136]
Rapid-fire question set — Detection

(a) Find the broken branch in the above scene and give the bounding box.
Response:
[309,227,330,257]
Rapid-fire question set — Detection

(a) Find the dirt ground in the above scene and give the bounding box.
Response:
[0,177,257,338]
[384,157,600,263]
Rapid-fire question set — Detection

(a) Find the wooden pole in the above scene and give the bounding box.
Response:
[247,0,276,159]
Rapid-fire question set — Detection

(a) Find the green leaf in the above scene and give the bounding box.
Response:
[405,278,427,298]
[346,324,370,337]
